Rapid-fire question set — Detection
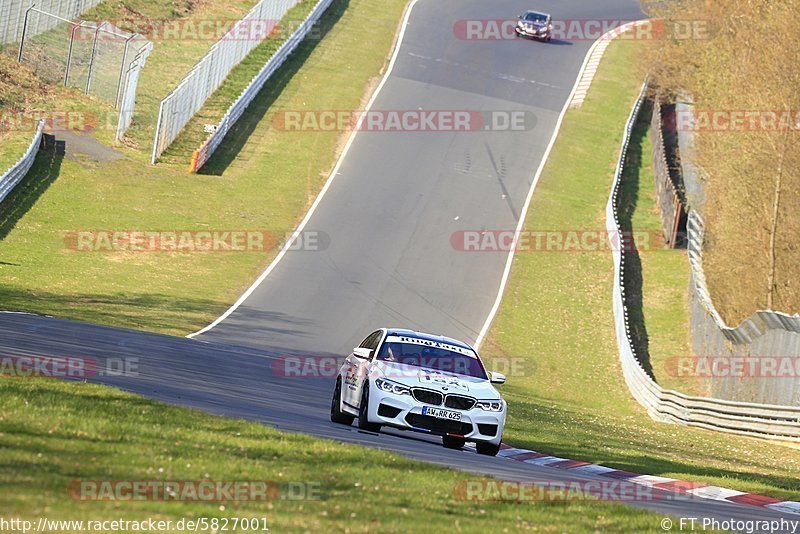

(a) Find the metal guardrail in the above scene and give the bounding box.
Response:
[0,120,45,205]
[151,0,307,163]
[189,0,334,172]
[607,80,800,441]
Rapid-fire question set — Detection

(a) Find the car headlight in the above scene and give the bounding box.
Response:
[476,399,504,412]
[375,378,411,396]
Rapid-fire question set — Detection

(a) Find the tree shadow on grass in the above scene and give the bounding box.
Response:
[0,285,226,334]
[617,98,655,380]
[200,0,350,176]
[0,146,63,241]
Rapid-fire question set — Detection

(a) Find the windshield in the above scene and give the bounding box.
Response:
[376,336,488,379]
[522,12,548,23]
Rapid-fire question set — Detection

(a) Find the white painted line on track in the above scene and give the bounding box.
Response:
[472,21,614,349]
[187,0,423,338]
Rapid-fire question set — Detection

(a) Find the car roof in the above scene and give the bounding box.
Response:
[523,10,550,17]
[383,328,476,351]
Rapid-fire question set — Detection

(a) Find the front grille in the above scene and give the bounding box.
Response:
[405,413,472,435]
[377,403,402,418]
[444,394,476,411]
[411,388,443,406]
[477,423,498,436]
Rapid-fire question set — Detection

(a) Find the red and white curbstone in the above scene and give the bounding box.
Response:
[463,442,800,515]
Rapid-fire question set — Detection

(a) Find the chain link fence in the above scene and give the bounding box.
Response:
[16,7,152,140]
[609,79,800,442]
[650,99,687,247]
[190,0,333,172]
[0,0,102,44]
[152,0,304,163]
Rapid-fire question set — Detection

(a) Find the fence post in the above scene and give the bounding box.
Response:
[17,4,36,62]
[64,20,83,87]
[115,34,135,109]
[151,99,166,165]
[85,21,102,95]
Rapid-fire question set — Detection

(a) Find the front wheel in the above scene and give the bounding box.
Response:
[357,381,382,432]
[476,441,501,456]
[330,377,354,425]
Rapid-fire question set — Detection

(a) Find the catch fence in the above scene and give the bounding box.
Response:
[16,7,152,139]
[0,0,102,43]
[152,0,308,163]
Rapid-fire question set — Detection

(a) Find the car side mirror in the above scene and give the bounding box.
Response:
[490,372,506,384]
[353,347,372,359]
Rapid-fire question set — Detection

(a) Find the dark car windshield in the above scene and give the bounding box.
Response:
[376,337,488,379]
[522,12,548,23]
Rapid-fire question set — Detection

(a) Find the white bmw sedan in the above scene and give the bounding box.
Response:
[330,328,507,456]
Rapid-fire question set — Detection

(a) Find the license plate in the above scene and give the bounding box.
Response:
[422,406,462,421]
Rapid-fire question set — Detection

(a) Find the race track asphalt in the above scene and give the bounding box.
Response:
[3,0,796,529]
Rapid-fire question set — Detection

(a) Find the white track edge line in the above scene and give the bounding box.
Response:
[187,0,421,338]
[472,23,633,349]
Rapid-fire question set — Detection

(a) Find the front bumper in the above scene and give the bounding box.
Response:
[368,385,506,446]
[515,26,551,39]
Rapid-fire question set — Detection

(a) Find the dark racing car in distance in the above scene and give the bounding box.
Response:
[515,10,553,42]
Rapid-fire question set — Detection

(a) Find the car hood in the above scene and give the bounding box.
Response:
[372,361,501,399]
[521,19,547,28]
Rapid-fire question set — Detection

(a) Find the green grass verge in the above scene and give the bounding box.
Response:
[0,132,34,173]
[482,38,800,500]
[615,100,698,395]
[0,378,669,532]
[0,0,405,336]
[83,0,261,155]
[160,0,321,164]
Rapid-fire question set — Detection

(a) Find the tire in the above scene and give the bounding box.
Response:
[442,435,466,449]
[357,381,382,432]
[476,441,501,456]
[330,377,354,425]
